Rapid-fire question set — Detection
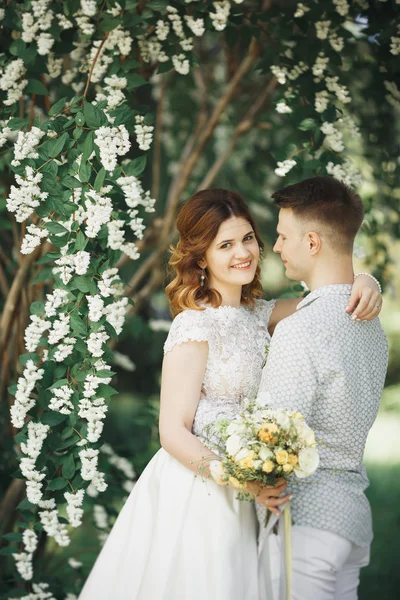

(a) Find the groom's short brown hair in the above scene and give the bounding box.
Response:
[272,176,364,253]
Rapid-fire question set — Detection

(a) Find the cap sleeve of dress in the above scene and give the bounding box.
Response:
[254,298,276,329]
[163,309,210,355]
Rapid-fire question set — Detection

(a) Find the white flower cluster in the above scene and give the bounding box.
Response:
[329,32,344,53]
[87,295,104,322]
[274,159,296,177]
[11,127,45,167]
[134,115,154,151]
[47,52,63,78]
[326,76,351,103]
[294,2,310,17]
[23,529,38,553]
[49,385,74,414]
[97,74,127,110]
[39,508,70,546]
[78,396,108,443]
[185,15,205,36]
[20,421,50,459]
[275,101,292,114]
[287,61,309,81]
[24,315,51,352]
[93,504,109,529]
[21,223,49,255]
[271,65,288,85]
[18,582,56,600]
[18,422,49,506]
[326,160,363,187]
[312,53,329,79]
[6,167,48,223]
[87,328,110,357]
[83,188,113,239]
[333,0,350,16]
[315,20,331,40]
[48,312,70,344]
[0,58,28,105]
[13,552,33,581]
[101,443,136,481]
[117,174,156,213]
[384,79,400,110]
[172,54,190,75]
[64,489,85,527]
[10,361,44,428]
[390,37,400,56]
[315,89,329,113]
[79,448,107,493]
[210,1,231,31]
[98,267,123,298]
[103,297,129,335]
[44,288,69,317]
[138,37,169,65]
[94,125,131,172]
[68,558,83,569]
[53,334,76,362]
[112,350,136,371]
[321,121,345,152]
[53,248,91,284]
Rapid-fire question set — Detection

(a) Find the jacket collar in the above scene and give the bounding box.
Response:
[297,283,353,310]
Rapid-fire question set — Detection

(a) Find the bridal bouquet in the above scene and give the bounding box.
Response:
[205,398,320,495]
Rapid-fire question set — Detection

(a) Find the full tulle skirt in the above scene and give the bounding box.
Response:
[78,448,260,600]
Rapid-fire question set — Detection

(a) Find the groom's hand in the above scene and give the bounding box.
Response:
[247,479,292,516]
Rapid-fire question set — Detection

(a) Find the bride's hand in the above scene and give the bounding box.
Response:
[346,274,383,320]
[247,479,291,516]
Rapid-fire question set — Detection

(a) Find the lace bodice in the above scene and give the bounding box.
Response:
[164,299,275,438]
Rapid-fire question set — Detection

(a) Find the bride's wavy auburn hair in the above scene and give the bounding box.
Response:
[166,189,264,316]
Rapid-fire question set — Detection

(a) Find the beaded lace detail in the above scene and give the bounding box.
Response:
[164,299,276,437]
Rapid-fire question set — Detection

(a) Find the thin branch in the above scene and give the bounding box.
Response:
[151,76,167,200]
[83,33,110,99]
[199,77,277,189]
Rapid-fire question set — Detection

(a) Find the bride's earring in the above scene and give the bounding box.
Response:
[200,269,206,287]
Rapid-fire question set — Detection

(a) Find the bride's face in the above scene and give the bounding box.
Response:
[202,216,259,291]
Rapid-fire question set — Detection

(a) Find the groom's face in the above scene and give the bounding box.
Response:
[273,208,312,281]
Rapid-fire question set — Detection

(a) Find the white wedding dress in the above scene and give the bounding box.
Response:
[78,299,275,600]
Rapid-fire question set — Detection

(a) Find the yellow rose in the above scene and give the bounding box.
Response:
[288,454,298,466]
[282,463,293,473]
[275,450,289,465]
[229,476,247,489]
[258,423,279,444]
[262,460,275,474]
[238,451,256,470]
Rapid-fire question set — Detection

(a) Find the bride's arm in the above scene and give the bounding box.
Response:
[159,340,216,476]
[268,274,383,334]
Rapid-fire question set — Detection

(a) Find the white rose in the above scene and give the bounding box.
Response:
[226,434,242,456]
[258,446,274,461]
[209,460,226,485]
[275,411,291,430]
[256,391,271,407]
[226,422,246,436]
[295,448,320,478]
[296,422,316,446]
[253,460,263,470]
[235,447,250,462]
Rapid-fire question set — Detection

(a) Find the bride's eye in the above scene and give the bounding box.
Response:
[220,242,232,249]
[244,234,254,242]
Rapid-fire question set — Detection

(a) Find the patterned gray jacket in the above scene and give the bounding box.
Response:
[258,284,388,547]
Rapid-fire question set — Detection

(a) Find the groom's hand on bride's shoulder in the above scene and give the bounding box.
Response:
[247,479,291,516]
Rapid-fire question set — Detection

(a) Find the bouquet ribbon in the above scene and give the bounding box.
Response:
[259,502,292,600]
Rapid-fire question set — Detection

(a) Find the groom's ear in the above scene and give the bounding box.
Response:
[306,231,321,255]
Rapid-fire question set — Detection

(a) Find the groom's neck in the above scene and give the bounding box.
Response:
[306,256,354,291]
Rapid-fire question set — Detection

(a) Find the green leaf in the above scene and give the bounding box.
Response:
[7,117,29,131]
[298,118,317,131]
[30,301,45,316]
[46,132,69,158]
[81,131,95,162]
[147,0,168,11]
[8,384,17,396]
[49,379,69,390]
[45,222,69,234]
[94,168,106,191]
[73,127,83,140]
[83,101,108,129]
[126,74,147,89]
[74,231,88,251]
[19,353,40,366]
[40,160,58,177]
[2,532,23,542]
[47,477,68,491]
[37,251,61,265]
[62,454,76,479]
[70,313,87,335]
[33,266,54,284]
[96,369,116,377]
[97,383,118,398]
[124,155,147,177]
[79,160,91,183]
[41,412,68,426]
[26,79,49,96]
[0,547,17,556]
[49,97,67,116]
[75,112,85,127]
[62,174,82,189]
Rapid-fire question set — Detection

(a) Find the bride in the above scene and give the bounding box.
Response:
[78,188,381,600]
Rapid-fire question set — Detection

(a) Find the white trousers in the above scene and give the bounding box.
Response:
[265,525,370,600]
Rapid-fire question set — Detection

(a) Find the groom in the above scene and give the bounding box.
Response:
[258,176,388,600]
